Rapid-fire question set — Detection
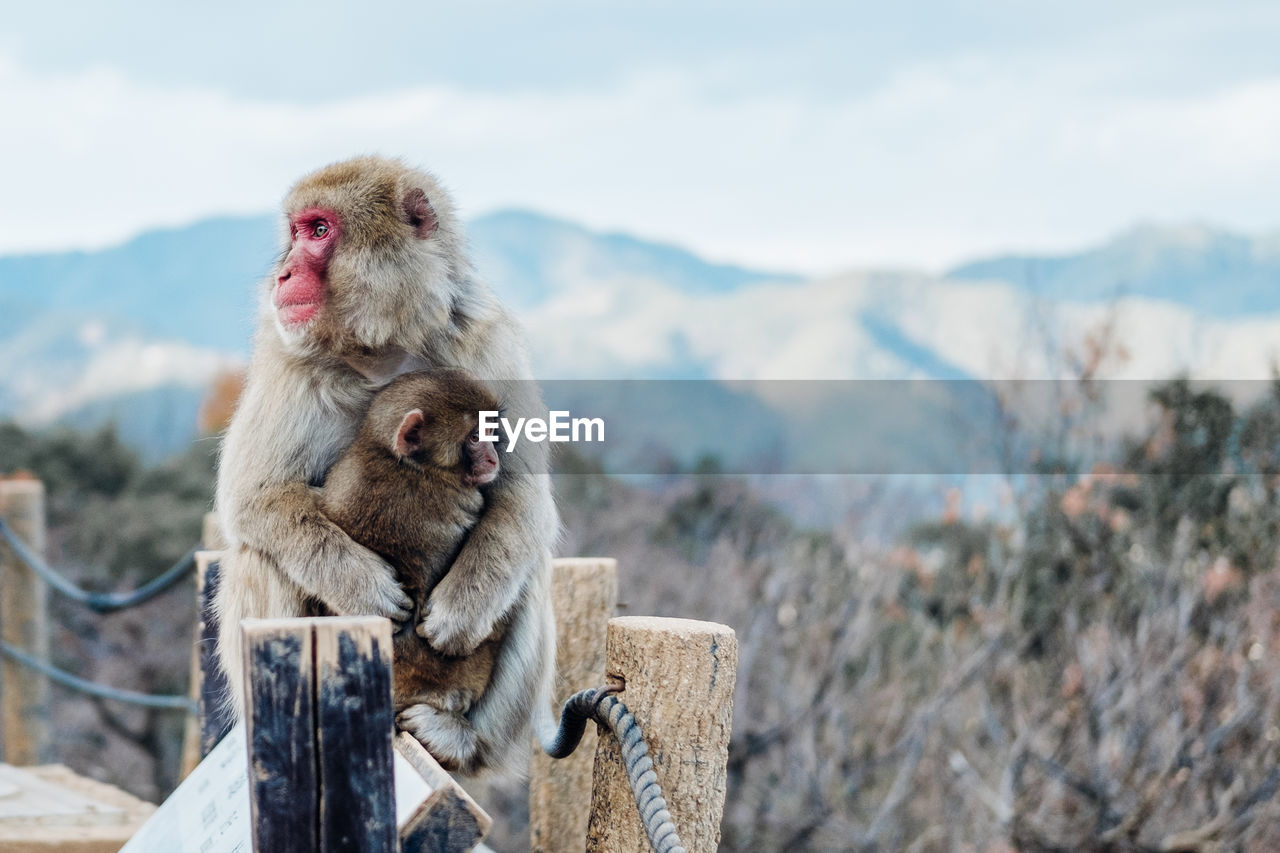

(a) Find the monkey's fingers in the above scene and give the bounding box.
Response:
[348,546,415,622]
[331,570,413,623]
[382,586,415,623]
[415,604,486,657]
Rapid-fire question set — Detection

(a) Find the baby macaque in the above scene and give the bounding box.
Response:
[319,368,504,758]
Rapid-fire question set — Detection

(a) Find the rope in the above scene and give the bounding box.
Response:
[0,518,198,613]
[543,686,687,853]
[0,640,196,712]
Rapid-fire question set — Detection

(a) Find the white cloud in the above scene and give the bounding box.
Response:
[1,51,1279,273]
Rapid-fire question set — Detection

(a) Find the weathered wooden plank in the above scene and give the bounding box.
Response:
[313,617,397,853]
[394,732,454,792]
[242,618,318,853]
[531,557,618,853]
[0,764,126,826]
[401,789,485,853]
[1,764,155,852]
[0,477,50,765]
[238,616,481,851]
[180,551,232,778]
[198,555,234,756]
[395,732,491,852]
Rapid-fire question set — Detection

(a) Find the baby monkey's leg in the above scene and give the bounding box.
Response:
[397,703,480,773]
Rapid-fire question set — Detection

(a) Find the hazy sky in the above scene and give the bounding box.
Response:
[2,1,1278,273]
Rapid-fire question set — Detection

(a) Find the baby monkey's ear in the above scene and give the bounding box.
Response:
[393,409,427,458]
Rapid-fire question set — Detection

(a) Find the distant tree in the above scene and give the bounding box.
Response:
[197,368,245,435]
[0,419,212,800]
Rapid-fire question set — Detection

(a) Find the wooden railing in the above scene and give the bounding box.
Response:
[1,483,740,852]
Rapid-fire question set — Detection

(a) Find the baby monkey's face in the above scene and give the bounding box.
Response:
[393,395,501,488]
[444,410,499,487]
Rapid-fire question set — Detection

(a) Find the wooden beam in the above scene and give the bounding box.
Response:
[0,763,156,852]
[180,551,233,778]
[531,557,618,853]
[242,618,319,853]
[585,616,737,853]
[312,618,397,853]
[242,617,399,853]
[0,477,50,766]
[198,555,234,757]
[396,732,492,853]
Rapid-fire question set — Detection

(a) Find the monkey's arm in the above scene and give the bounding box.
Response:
[235,481,413,619]
[216,355,413,621]
[418,462,555,655]
[417,370,557,656]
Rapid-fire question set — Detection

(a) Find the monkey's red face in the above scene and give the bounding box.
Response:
[275,160,449,357]
[275,206,341,328]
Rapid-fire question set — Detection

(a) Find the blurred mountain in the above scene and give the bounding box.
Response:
[0,216,274,352]
[2,214,1280,462]
[469,209,803,310]
[0,210,802,354]
[0,209,805,457]
[949,223,1280,317]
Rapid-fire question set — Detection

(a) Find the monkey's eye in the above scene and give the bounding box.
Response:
[312,222,329,238]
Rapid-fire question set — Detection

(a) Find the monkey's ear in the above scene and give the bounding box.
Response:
[394,409,427,457]
[401,187,438,239]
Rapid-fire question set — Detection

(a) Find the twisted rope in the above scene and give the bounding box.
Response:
[0,640,196,711]
[0,518,198,613]
[543,686,687,853]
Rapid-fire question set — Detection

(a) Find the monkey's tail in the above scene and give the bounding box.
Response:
[537,686,687,853]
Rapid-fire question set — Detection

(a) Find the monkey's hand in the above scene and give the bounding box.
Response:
[416,461,555,655]
[416,597,491,657]
[321,540,414,623]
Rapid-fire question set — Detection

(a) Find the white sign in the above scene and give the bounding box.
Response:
[122,723,434,852]
[121,723,250,853]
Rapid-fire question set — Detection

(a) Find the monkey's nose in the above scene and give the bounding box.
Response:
[277,270,292,285]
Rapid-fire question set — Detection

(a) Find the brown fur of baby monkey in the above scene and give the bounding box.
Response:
[319,369,507,737]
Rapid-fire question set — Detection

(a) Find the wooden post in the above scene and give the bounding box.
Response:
[0,476,50,766]
[180,551,233,778]
[174,513,224,780]
[242,616,397,853]
[530,557,619,853]
[585,617,737,853]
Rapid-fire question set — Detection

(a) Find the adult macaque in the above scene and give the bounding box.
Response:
[215,156,556,774]
[320,369,507,771]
